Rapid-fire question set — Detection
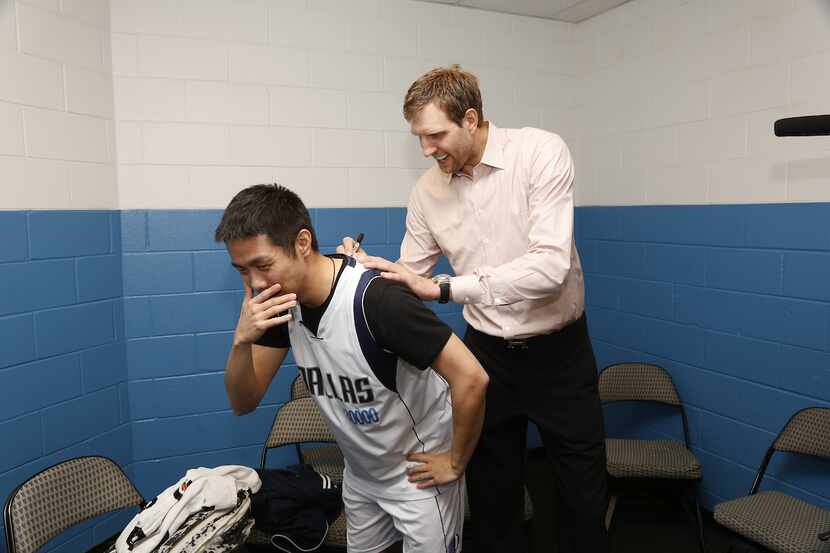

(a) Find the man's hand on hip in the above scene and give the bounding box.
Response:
[406,451,462,489]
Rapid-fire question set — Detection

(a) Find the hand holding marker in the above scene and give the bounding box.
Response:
[351,233,364,257]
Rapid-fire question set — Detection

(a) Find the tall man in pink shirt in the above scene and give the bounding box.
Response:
[343,66,610,553]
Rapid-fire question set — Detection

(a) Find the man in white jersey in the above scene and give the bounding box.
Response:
[214,184,489,553]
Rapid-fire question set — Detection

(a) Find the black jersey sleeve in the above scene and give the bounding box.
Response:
[254,322,290,349]
[363,278,452,370]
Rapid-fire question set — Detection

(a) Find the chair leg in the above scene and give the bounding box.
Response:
[604,495,618,530]
[693,496,706,553]
[678,484,706,553]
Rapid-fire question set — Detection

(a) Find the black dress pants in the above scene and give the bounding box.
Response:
[464,315,609,553]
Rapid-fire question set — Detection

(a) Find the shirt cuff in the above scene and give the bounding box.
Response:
[450,274,483,305]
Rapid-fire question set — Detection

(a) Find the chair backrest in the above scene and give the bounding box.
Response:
[291,373,310,400]
[4,456,143,553]
[598,363,681,406]
[773,407,830,460]
[265,397,337,449]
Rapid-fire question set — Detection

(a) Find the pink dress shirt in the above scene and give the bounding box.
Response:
[399,122,585,339]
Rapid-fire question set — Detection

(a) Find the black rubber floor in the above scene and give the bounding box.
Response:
[524,446,734,553]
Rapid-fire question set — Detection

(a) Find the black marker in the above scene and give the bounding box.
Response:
[352,233,364,256]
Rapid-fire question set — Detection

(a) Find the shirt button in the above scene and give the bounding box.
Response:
[483,238,489,244]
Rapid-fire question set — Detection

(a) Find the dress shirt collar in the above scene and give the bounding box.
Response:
[449,121,505,180]
[478,122,505,170]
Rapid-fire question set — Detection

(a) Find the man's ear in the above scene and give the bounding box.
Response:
[295,229,313,257]
[462,108,479,132]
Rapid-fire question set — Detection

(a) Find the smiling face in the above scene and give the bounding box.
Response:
[410,101,479,175]
[227,233,306,298]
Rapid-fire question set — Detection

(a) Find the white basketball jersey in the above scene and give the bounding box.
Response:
[287,257,453,500]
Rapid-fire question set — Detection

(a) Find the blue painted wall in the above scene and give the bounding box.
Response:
[0,212,131,553]
[2,204,830,552]
[577,204,830,511]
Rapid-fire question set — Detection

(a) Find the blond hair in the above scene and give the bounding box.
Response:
[403,65,484,127]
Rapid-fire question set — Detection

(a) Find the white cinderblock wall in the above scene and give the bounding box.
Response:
[108,0,582,209]
[4,0,830,211]
[0,0,117,210]
[573,0,830,206]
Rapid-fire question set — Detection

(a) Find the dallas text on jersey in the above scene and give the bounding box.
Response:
[298,366,375,405]
[298,366,381,426]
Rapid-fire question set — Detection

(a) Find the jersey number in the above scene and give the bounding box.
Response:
[345,407,380,425]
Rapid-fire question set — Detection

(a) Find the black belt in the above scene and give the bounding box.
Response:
[505,338,530,350]
[470,314,586,350]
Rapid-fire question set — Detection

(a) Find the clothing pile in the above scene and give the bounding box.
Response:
[250,464,342,553]
[107,464,342,553]
[109,466,261,553]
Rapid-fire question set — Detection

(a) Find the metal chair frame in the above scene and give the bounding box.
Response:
[722,407,830,551]
[599,362,706,553]
[748,407,830,497]
[258,374,332,471]
[3,455,143,553]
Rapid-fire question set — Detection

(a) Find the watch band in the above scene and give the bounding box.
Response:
[438,279,450,304]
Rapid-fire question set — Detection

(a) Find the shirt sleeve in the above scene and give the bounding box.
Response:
[364,278,452,370]
[255,323,290,349]
[451,133,576,306]
[398,183,442,278]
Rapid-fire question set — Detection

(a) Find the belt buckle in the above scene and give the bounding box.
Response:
[506,338,528,350]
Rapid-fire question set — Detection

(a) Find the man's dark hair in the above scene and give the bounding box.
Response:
[214,183,318,256]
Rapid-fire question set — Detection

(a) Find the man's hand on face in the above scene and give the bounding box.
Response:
[405,451,463,489]
[233,282,297,346]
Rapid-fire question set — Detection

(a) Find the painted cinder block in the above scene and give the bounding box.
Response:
[314,207,387,248]
[81,342,127,393]
[123,252,193,296]
[0,355,82,421]
[29,211,111,259]
[42,387,121,453]
[35,301,115,357]
[78,255,123,302]
[0,413,42,473]
[0,259,76,316]
[147,210,223,252]
[0,314,35,369]
[0,212,27,262]
[127,335,196,380]
[131,406,274,461]
[705,248,782,295]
